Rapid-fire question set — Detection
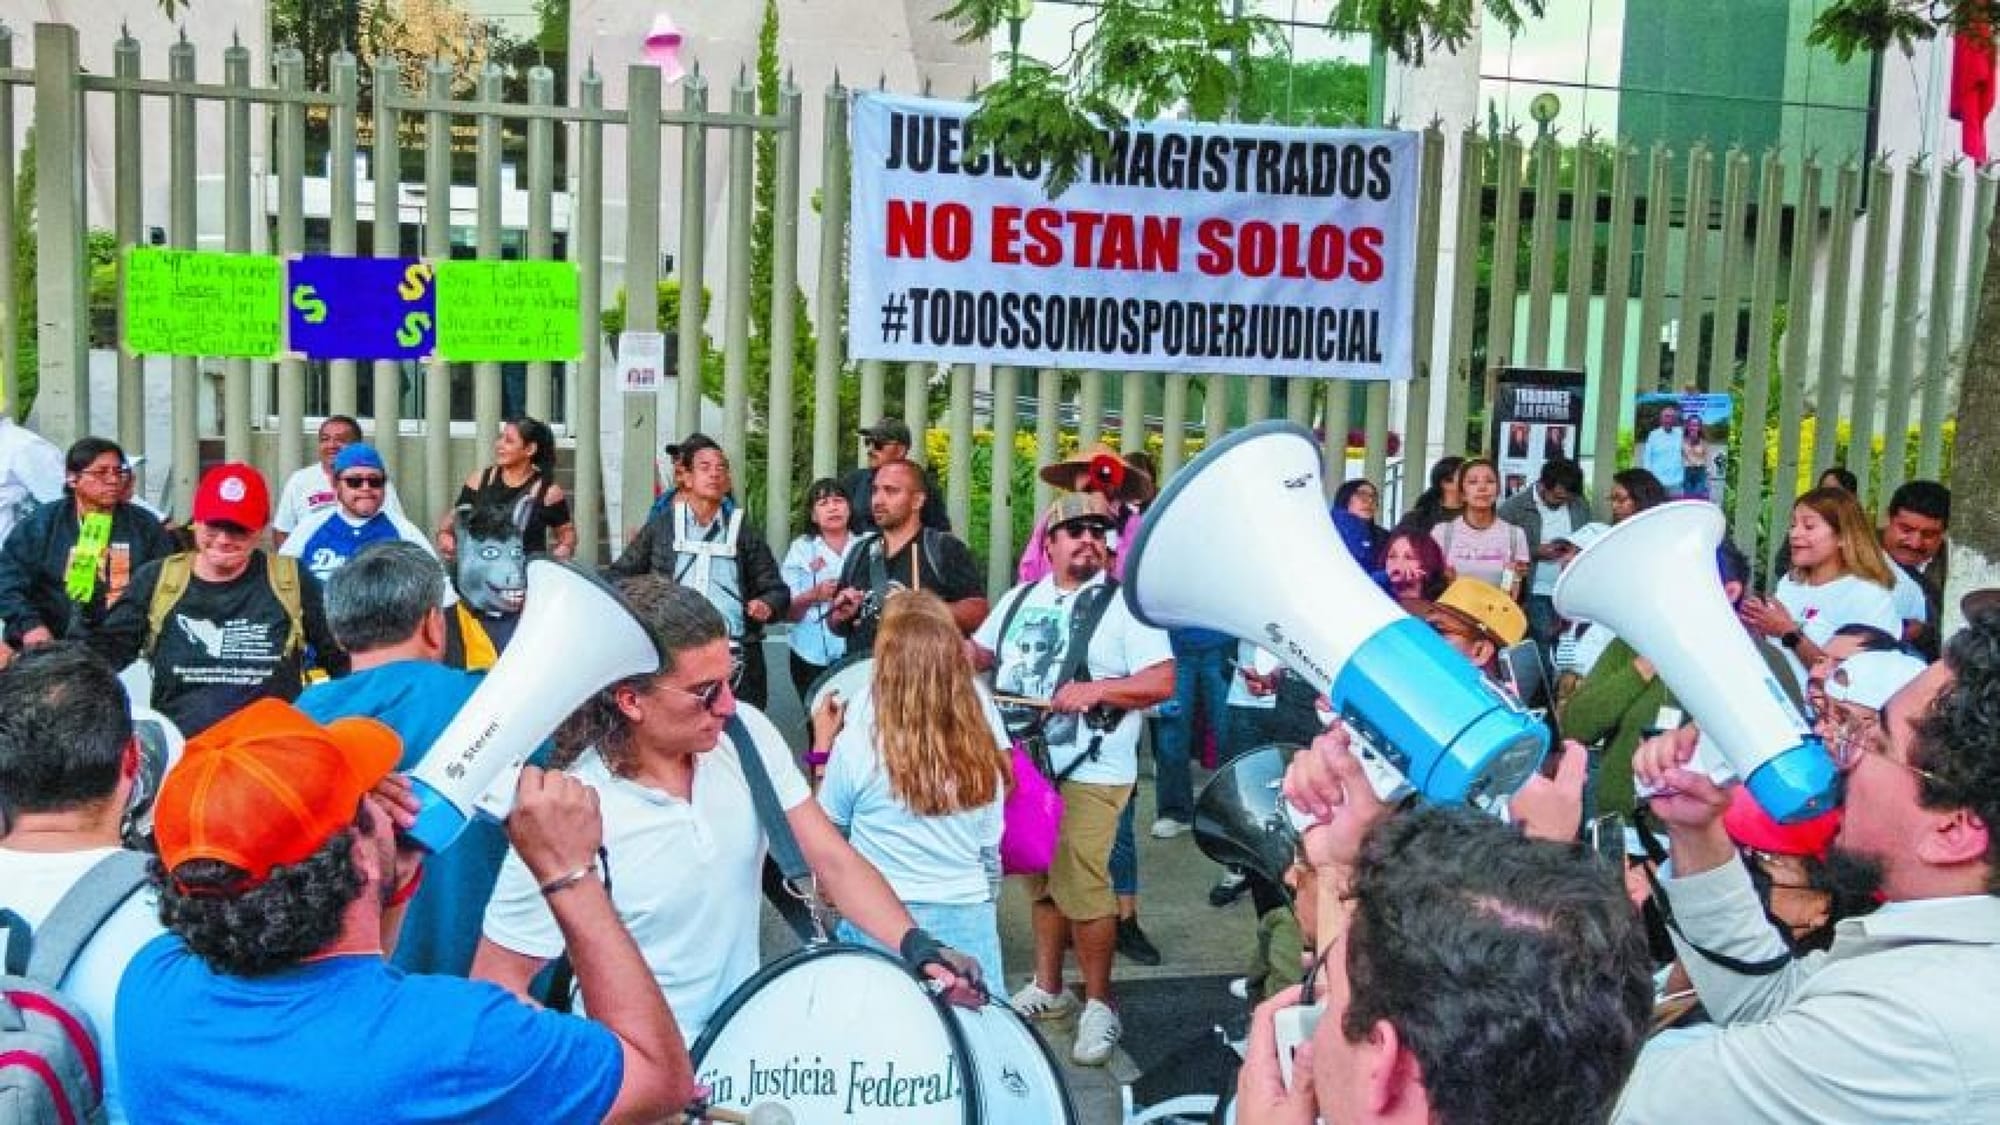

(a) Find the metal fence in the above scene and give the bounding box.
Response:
[2,21,1989,582]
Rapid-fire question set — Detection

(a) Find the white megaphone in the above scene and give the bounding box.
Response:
[1553,501,1839,822]
[406,560,661,852]
[1123,421,1549,806]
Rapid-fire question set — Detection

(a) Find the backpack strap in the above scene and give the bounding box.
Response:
[1043,579,1125,781]
[21,851,150,987]
[918,527,943,583]
[143,553,195,659]
[264,553,306,659]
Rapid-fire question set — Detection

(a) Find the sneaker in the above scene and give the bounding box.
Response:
[1072,999,1123,1066]
[1150,816,1192,839]
[1116,917,1162,966]
[1209,870,1250,908]
[1010,981,1078,1022]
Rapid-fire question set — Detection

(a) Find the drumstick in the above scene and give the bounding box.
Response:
[668,1104,794,1125]
[989,692,1053,709]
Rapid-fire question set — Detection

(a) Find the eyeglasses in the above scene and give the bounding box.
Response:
[339,474,386,489]
[1056,523,1109,541]
[79,466,133,481]
[864,438,888,451]
[1826,710,1943,785]
[654,676,732,715]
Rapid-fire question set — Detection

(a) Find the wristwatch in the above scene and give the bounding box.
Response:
[1779,630,1803,650]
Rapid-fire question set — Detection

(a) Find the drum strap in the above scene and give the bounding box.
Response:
[730,713,829,944]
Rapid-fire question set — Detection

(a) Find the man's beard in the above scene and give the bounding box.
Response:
[1823,847,1888,912]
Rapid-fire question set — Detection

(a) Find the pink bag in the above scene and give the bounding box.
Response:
[1000,741,1063,875]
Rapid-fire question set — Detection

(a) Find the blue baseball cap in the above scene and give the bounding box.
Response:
[332,443,385,477]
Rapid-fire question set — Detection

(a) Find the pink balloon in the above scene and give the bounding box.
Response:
[644,13,686,81]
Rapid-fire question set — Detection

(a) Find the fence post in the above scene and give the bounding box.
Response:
[1735,151,1784,565]
[275,48,308,483]
[113,29,144,466]
[327,52,359,417]
[1562,133,1598,376]
[988,365,1019,593]
[370,55,403,479]
[1847,158,1895,481]
[1443,127,1485,460]
[674,69,709,449]
[1705,148,1752,395]
[168,32,199,515]
[1677,143,1712,387]
[574,63,606,564]
[473,63,505,446]
[221,36,252,463]
[422,60,454,523]
[525,65,556,420]
[33,22,86,442]
[765,78,803,550]
[623,62,663,543]
[1918,163,1965,481]
[1402,123,1445,513]
[1633,145,1672,397]
[1524,136,1559,366]
[1774,157,1820,513]
[720,72,756,472]
[1592,144,1637,517]
[811,80,848,480]
[1159,372,1188,477]
[1881,158,1931,505]
[1812,160,1859,477]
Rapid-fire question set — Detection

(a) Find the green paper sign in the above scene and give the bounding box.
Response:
[123,248,283,358]
[435,260,582,362]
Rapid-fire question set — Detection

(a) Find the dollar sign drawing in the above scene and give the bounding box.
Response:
[397,311,433,348]
[398,262,434,301]
[290,284,327,325]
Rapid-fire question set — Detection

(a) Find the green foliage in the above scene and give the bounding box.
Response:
[1238,56,1371,125]
[1806,0,1943,62]
[941,0,1285,195]
[11,128,36,420]
[1332,0,1546,66]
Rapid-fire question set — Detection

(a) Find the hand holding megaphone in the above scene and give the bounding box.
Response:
[1631,726,1737,824]
[1281,725,1396,871]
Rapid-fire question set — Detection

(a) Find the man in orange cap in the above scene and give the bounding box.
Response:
[115,700,693,1125]
[82,462,340,736]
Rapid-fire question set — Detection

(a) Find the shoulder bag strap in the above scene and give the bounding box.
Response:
[728,714,825,944]
[1046,580,1124,779]
[23,850,150,986]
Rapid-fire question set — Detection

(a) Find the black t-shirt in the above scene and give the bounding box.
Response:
[87,552,337,737]
[834,528,983,654]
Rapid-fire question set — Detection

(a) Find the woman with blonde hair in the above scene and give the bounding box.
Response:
[1740,486,1901,690]
[812,589,1012,981]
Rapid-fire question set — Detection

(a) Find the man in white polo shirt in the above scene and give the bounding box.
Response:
[973,493,1175,1066]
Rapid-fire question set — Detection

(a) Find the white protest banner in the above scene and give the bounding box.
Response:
[848,93,1419,380]
[617,330,666,394]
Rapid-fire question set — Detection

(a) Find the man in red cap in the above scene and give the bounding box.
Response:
[81,462,340,736]
[114,700,694,1124]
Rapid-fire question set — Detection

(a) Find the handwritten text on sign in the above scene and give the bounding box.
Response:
[287,257,437,360]
[848,93,1420,380]
[124,249,283,359]
[434,260,581,362]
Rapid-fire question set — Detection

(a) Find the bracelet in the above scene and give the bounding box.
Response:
[805,748,831,767]
[538,862,599,897]
[387,864,425,908]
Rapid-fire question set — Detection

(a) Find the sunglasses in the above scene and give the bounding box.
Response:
[339,474,387,489]
[655,676,733,715]
[864,438,889,451]
[1056,522,1110,541]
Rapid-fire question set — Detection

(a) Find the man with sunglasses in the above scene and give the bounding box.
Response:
[280,444,442,588]
[474,578,983,1043]
[974,493,1175,1066]
[840,417,949,535]
[0,437,175,657]
[1615,612,2000,1122]
[271,415,406,549]
[83,463,341,737]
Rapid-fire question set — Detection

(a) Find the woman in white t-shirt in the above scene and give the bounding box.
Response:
[812,590,1010,982]
[1740,486,1902,690]
[781,478,858,700]
[1430,458,1530,598]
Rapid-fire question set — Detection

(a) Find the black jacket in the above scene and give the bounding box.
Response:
[0,498,177,646]
[606,502,790,641]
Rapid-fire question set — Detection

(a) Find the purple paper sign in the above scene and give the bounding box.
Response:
[286,256,437,360]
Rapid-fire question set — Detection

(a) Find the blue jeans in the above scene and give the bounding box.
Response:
[836,900,1004,987]
[1153,640,1232,822]
[1111,797,1138,897]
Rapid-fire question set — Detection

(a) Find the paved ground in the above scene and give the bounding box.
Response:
[757,641,1257,1123]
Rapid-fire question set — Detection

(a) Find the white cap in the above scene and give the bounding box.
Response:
[1552,522,1612,553]
[1826,649,1928,711]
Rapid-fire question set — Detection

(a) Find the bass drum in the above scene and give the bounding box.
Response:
[804,654,874,717]
[692,944,1076,1124]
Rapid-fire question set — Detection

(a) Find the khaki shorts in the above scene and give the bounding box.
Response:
[1025,780,1132,922]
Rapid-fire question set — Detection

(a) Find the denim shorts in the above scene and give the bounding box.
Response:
[835,899,1004,988]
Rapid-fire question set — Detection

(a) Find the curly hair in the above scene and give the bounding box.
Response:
[1612,468,1670,514]
[1913,611,2000,891]
[869,591,1007,816]
[156,833,361,977]
[1340,807,1653,1125]
[552,576,725,775]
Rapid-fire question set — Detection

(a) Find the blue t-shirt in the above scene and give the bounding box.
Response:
[298,661,517,979]
[116,936,621,1125]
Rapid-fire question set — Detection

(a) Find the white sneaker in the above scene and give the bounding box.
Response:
[1010,981,1079,1022]
[1072,999,1122,1066]
[1150,817,1192,839]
